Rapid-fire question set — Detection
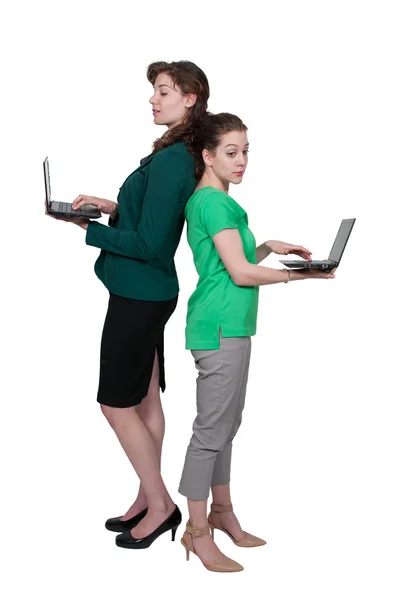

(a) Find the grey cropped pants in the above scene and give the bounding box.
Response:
[178,335,252,501]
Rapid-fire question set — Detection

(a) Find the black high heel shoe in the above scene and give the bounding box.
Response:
[115,505,182,549]
[105,508,148,533]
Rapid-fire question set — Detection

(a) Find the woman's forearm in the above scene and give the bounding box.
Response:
[235,263,305,286]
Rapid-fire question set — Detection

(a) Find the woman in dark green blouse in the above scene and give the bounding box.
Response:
[50,61,210,549]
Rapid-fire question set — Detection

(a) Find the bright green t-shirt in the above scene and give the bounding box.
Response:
[185,187,259,350]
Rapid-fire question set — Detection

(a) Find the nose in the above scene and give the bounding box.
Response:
[149,89,159,104]
[236,154,247,167]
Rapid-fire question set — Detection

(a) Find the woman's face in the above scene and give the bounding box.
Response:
[149,73,195,129]
[204,130,249,186]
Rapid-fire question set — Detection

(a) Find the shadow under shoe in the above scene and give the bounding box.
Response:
[208,503,267,547]
[181,520,243,573]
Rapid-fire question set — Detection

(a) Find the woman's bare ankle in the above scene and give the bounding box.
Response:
[121,498,148,520]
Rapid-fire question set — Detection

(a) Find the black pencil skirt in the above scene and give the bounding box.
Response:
[97,292,178,408]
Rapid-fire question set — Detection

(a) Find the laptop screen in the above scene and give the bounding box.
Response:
[328,218,356,264]
[43,157,51,209]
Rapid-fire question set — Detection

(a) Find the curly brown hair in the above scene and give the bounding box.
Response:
[147,60,210,164]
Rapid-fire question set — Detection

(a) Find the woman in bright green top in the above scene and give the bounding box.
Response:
[179,113,336,572]
[48,61,210,550]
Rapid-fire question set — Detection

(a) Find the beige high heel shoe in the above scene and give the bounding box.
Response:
[208,503,267,547]
[180,520,244,572]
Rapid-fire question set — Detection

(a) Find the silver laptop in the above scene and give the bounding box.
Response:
[280,218,356,272]
[43,157,101,218]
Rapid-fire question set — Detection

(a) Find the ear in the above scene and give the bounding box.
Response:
[185,93,197,108]
[202,148,213,167]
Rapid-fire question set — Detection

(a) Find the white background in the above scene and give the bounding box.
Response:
[1,0,397,598]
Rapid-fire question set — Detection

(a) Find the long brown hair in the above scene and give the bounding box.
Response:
[147,61,210,158]
[191,113,248,179]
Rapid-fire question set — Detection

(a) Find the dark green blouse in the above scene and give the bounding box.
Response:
[85,142,197,300]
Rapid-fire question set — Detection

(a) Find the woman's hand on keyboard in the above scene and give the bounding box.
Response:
[72,195,118,218]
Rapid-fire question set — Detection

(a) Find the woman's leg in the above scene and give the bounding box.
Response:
[179,337,250,563]
[210,484,244,541]
[209,338,251,540]
[101,353,174,536]
[119,351,166,520]
[136,351,165,465]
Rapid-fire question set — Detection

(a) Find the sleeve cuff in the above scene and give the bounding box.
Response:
[208,223,238,238]
[85,220,101,247]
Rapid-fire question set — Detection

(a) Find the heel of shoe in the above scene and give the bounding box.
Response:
[181,538,190,561]
[171,525,179,542]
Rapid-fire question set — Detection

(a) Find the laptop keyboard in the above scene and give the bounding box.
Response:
[58,202,74,213]
[53,202,96,214]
